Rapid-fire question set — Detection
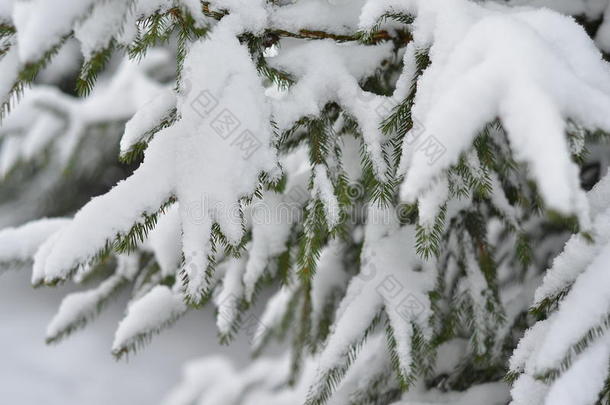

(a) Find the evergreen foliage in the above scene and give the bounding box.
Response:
[2,1,610,404]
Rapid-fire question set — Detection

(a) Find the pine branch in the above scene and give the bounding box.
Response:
[305,312,384,405]
[77,43,115,97]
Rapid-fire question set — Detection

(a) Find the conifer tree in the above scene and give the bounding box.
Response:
[2,1,610,404]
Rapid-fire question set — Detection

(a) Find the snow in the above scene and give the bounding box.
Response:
[509,319,550,374]
[0,50,170,177]
[312,165,341,229]
[21,113,65,161]
[509,374,548,405]
[596,2,610,52]
[0,134,22,177]
[269,0,366,35]
[112,285,187,354]
[510,0,610,52]
[0,0,14,22]
[494,275,541,357]
[115,0,174,46]
[46,274,126,342]
[434,339,468,374]
[254,284,297,352]
[490,174,519,227]
[329,333,391,403]
[0,43,21,107]
[588,169,610,217]
[164,355,291,405]
[0,218,69,266]
[175,20,278,301]
[198,357,290,405]
[314,206,435,387]
[161,356,235,405]
[376,0,610,222]
[241,152,310,302]
[242,191,293,302]
[3,0,610,404]
[73,0,129,59]
[338,134,363,182]
[13,0,97,63]
[532,245,610,372]
[120,87,176,157]
[511,221,610,402]
[207,0,268,34]
[463,237,496,353]
[214,255,247,335]
[115,253,142,280]
[512,174,610,384]
[507,0,610,23]
[0,269,251,405]
[32,127,175,284]
[269,39,394,178]
[181,0,208,27]
[31,24,277,300]
[398,382,510,405]
[417,175,448,229]
[310,241,349,329]
[544,335,610,405]
[533,206,610,306]
[145,204,182,278]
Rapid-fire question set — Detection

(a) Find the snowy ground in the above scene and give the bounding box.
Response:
[0,269,250,405]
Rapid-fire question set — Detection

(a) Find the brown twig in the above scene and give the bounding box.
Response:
[198,3,396,44]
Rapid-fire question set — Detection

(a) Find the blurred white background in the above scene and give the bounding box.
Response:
[0,269,251,405]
